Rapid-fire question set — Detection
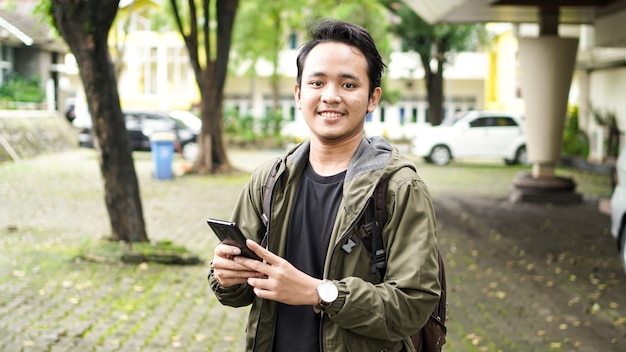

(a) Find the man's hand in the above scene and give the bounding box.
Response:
[234,240,323,306]
[211,242,264,288]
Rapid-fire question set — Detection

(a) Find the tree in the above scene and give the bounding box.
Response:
[232,0,393,127]
[231,0,300,119]
[592,105,621,160]
[383,1,487,125]
[168,0,239,174]
[47,0,148,242]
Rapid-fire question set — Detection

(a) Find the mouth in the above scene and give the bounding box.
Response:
[318,111,344,120]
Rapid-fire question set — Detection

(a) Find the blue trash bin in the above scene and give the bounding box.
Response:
[150,132,176,180]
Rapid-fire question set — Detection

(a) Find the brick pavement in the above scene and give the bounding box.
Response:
[1,148,625,352]
[0,149,260,352]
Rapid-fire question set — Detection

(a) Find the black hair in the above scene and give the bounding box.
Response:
[296,19,386,96]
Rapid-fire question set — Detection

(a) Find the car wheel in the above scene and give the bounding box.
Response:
[429,145,451,166]
[514,146,528,165]
[182,141,199,161]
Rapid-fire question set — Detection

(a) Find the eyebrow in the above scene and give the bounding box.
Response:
[306,71,362,82]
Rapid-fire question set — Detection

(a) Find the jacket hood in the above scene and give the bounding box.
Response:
[287,136,414,181]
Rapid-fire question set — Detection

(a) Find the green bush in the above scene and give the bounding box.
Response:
[0,74,46,104]
[562,105,590,158]
[224,106,291,148]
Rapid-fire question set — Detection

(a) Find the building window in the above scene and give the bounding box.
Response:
[167,46,190,94]
[289,32,297,49]
[289,106,296,121]
[0,45,13,86]
[139,46,158,94]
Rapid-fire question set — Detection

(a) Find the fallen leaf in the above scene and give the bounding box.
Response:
[549,342,562,350]
[591,303,601,314]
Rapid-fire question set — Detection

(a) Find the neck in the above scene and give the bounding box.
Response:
[308,133,362,176]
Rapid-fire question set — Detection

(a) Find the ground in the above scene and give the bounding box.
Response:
[0,148,624,352]
[435,193,625,351]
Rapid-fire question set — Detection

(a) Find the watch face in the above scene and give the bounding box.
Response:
[318,281,338,302]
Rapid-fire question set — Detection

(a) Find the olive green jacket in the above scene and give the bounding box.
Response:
[209,136,441,352]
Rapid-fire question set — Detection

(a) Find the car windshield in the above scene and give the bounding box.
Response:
[441,111,470,126]
[169,110,202,132]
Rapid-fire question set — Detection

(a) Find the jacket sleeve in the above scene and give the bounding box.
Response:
[207,161,273,307]
[326,173,441,341]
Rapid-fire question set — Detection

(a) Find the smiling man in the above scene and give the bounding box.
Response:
[208,19,441,352]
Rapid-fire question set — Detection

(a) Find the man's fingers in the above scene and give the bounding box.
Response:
[214,243,241,258]
[246,239,282,264]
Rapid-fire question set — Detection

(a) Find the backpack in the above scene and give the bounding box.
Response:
[261,159,447,352]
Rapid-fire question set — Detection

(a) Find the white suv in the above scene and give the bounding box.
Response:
[411,110,527,166]
[610,149,626,274]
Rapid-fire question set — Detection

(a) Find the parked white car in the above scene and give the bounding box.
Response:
[411,110,528,166]
[610,149,626,274]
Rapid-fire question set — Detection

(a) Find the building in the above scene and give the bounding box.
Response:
[101,2,489,142]
[0,4,69,112]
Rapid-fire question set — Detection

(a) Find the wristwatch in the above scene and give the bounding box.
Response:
[315,280,338,311]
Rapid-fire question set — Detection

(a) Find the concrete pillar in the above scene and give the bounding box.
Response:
[519,36,579,176]
[510,36,582,203]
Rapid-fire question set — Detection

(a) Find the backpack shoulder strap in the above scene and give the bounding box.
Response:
[371,178,389,276]
[434,248,447,323]
[340,178,390,275]
[261,158,282,247]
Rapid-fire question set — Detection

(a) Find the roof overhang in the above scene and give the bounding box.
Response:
[0,15,32,46]
[402,0,626,25]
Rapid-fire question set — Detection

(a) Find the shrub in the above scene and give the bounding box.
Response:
[0,74,46,104]
[562,105,590,158]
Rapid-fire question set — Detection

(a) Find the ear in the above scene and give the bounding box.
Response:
[294,84,302,109]
[367,87,382,113]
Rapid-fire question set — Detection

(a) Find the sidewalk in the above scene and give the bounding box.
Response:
[1,148,624,352]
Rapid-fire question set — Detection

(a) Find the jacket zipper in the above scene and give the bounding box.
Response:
[318,195,375,351]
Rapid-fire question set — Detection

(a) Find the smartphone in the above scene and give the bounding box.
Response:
[206,218,262,261]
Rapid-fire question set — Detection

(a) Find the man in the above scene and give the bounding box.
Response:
[209,19,441,351]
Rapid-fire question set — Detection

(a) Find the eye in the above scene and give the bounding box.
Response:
[343,82,356,89]
[309,80,323,87]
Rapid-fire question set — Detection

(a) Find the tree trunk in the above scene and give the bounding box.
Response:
[179,0,238,174]
[421,54,444,126]
[270,10,282,114]
[194,65,229,174]
[51,0,148,242]
[429,65,444,126]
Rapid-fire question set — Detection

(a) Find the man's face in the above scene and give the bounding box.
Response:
[295,42,381,144]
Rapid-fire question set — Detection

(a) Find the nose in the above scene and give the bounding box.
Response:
[321,86,341,104]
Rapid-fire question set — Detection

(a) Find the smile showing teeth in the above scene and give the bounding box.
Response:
[319,112,343,118]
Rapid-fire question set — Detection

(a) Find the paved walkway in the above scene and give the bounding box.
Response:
[1,148,624,352]
[1,149,258,352]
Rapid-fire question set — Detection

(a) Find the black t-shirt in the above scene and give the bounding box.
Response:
[272,163,346,352]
